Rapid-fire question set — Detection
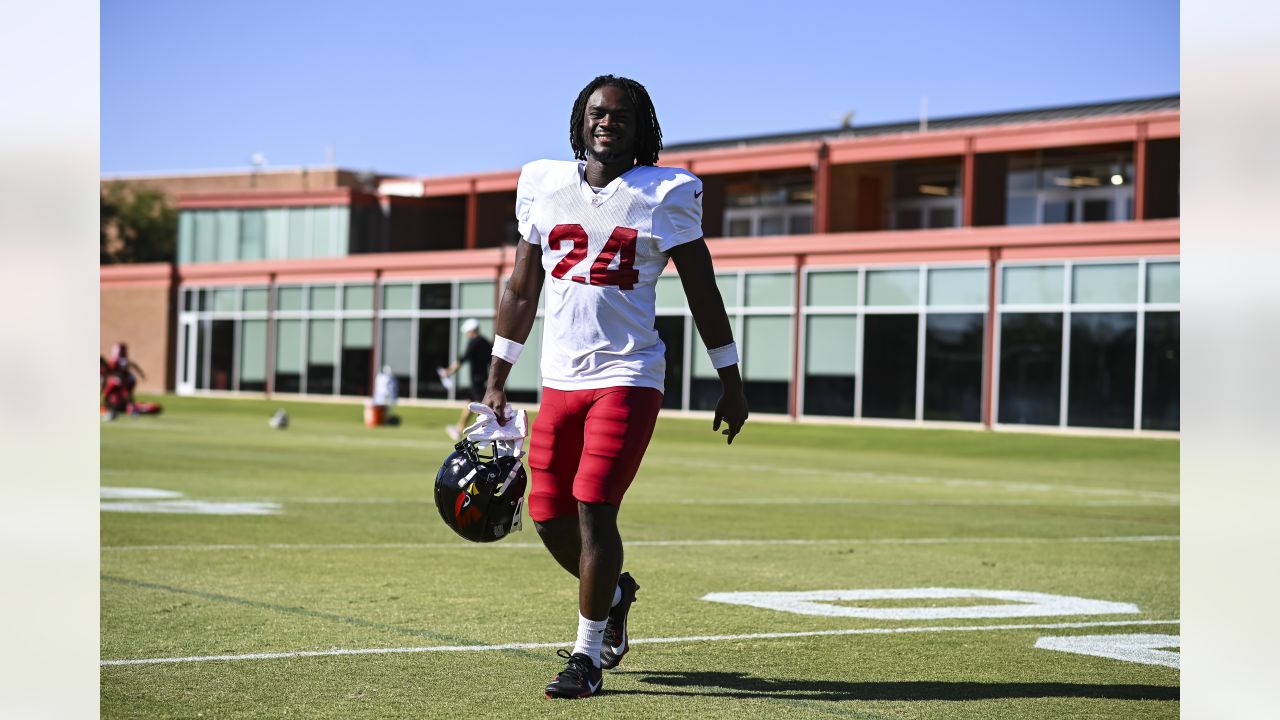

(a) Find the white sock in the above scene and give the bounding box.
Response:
[611,584,622,608]
[572,613,608,667]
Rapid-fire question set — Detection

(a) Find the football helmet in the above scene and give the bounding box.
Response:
[434,437,527,543]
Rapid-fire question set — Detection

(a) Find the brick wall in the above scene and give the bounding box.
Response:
[100,276,174,394]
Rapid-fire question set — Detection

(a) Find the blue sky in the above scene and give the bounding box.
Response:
[102,0,1179,178]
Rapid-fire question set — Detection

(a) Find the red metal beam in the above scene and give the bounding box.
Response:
[704,219,1180,258]
[1134,122,1148,220]
[370,269,382,396]
[789,254,805,419]
[677,141,823,176]
[981,248,1001,428]
[465,181,478,250]
[169,221,1179,286]
[813,144,831,234]
[962,137,976,227]
[265,272,276,396]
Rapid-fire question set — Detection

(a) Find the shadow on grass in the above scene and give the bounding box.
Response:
[611,670,1178,701]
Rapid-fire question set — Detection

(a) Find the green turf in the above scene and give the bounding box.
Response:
[102,395,1179,718]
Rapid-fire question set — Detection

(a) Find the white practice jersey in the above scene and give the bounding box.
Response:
[516,159,703,391]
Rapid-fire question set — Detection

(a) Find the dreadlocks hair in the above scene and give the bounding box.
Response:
[569,75,663,166]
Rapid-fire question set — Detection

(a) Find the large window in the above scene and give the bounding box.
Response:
[1005,147,1134,225]
[1142,312,1179,430]
[740,273,793,414]
[805,314,857,417]
[177,286,271,393]
[802,271,859,417]
[743,315,793,414]
[208,320,234,390]
[239,320,268,392]
[800,265,987,422]
[274,319,303,393]
[340,319,373,397]
[174,259,1177,433]
[923,268,986,422]
[998,313,1062,426]
[863,314,918,419]
[996,259,1179,430]
[891,160,962,230]
[1141,261,1179,430]
[924,313,984,421]
[178,205,354,265]
[723,171,814,238]
[307,319,336,394]
[414,282,457,400]
[178,278,515,402]
[416,318,452,400]
[654,312,687,410]
[380,318,413,398]
[1068,313,1136,428]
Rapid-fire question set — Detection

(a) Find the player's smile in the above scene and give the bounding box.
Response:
[583,86,636,164]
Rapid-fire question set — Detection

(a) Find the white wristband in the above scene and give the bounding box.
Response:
[707,342,739,369]
[492,335,524,364]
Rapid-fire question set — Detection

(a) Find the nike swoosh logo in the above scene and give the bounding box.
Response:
[611,618,628,653]
[694,189,704,199]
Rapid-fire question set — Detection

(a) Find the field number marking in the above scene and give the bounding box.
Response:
[701,588,1138,620]
[1036,633,1179,669]
[100,487,183,500]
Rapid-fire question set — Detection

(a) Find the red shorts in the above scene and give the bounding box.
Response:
[526,386,664,522]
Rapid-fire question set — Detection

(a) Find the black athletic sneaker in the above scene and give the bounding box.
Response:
[600,572,639,670]
[545,649,602,699]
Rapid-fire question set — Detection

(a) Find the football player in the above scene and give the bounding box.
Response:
[480,75,748,699]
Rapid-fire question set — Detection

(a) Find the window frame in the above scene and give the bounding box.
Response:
[993,257,1180,431]
[799,262,988,423]
[722,204,815,238]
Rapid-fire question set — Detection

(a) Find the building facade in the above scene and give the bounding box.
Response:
[100,96,1179,432]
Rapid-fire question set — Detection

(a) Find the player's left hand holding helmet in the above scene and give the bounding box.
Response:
[433,405,529,543]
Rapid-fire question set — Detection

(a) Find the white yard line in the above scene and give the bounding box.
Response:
[104,443,1177,502]
[646,457,1179,501]
[98,492,1177,508]
[103,535,1179,553]
[633,497,1176,507]
[101,618,1180,667]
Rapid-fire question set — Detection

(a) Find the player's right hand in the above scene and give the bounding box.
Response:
[713,388,749,445]
[482,388,509,425]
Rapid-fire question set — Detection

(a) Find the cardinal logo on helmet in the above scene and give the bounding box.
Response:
[434,438,528,543]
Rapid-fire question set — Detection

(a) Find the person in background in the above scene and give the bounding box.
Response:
[102,342,146,418]
[374,365,399,408]
[442,318,492,440]
[373,365,401,426]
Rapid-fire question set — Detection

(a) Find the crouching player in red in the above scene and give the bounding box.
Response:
[480,75,748,699]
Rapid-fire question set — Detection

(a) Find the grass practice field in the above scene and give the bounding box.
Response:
[101,396,1179,719]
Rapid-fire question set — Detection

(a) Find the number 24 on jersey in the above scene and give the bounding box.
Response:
[548,224,639,290]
